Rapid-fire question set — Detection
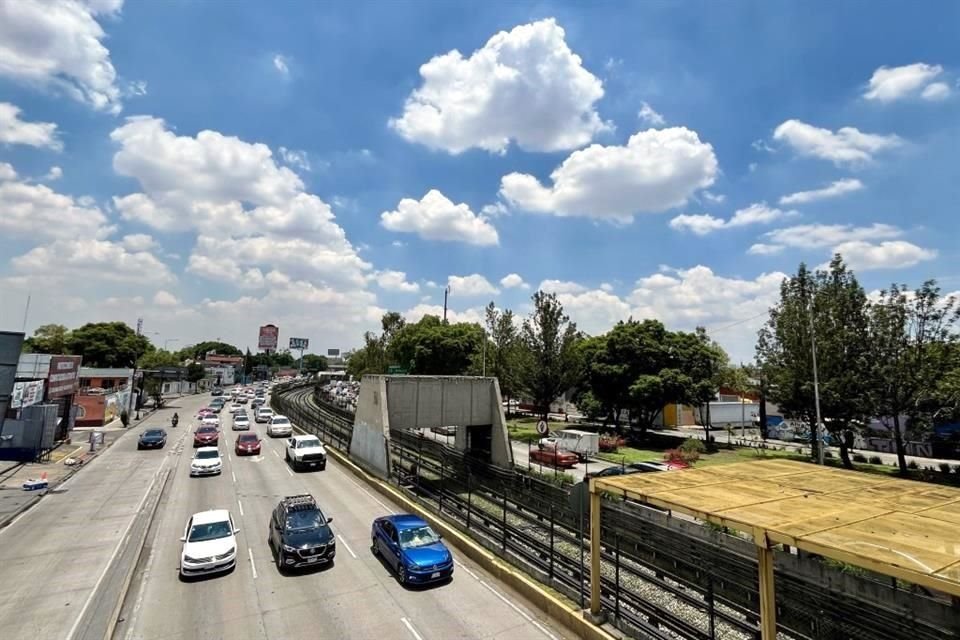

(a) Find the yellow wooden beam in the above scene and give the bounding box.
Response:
[758,542,777,640]
[590,487,602,616]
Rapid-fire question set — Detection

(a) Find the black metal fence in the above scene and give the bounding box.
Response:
[273,383,959,640]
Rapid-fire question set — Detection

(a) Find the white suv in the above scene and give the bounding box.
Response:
[255,407,274,424]
[285,435,327,471]
[267,414,292,437]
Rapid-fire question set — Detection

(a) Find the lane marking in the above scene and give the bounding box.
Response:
[332,464,395,513]
[227,452,232,462]
[66,458,167,640]
[248,547,258,579]
[286,467,293,476]
[400,617,424,640]
[454,560,479,580]
[231,471,237,484]
[478,579,558,640]
[336,534,357,559]
[238,499,244,516]
[272,449,280,458]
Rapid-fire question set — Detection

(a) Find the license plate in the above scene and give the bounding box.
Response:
[431,572,440,578]
[306,556,318,563]
[308,462,317,467]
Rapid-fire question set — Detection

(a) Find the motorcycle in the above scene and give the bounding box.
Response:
[171,414,179,428]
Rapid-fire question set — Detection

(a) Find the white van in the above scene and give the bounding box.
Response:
[538,429,599,461]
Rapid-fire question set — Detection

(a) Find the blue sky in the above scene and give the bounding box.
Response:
[1,0,958,361]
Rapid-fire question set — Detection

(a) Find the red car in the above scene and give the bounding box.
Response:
[530,447,579,469]
[235,433,261,456]
[193,425,220,448]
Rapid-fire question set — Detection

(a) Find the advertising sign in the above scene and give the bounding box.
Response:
[327,348,340,357]
[258,324,279,351]
[289,337,309,350]
[11,380,45,409]
[46,355,81,398]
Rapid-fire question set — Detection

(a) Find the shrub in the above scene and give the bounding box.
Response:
[665,447,700,464]
[907,460,919,470]
[868,455,883,465]
[824,451,834,459]
[680,438,706,455]
[852,453,868,463]
[939,462,952,474]
[599,435,625,453]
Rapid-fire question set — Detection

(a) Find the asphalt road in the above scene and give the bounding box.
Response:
[115,395,570,640]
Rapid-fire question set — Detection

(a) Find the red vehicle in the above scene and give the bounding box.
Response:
[530,447,578,469]
[193,425,220,448]
[235,433,261,456]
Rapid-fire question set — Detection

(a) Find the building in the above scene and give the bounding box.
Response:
[13,354,82,438]
[79,367,133,392]
[75,367,134,427]
[200,353,244,368]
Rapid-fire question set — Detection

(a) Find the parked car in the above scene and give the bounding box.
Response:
[529,447,578,469]
[267,415,293,437]
[235,433,261,456]
[138,428,167,450]
[190,447,222,476]
[255,407,274,424]
[269,494,335,571]
[179,509,237,577]
[584,464,635,480]
[371,514,453,585]
[232,414,250,431]
[285,435,326,471]
[194,425,220,447]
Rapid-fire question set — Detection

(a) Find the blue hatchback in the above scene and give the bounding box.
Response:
[371,514,453,585]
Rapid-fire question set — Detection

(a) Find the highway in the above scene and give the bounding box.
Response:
[112,390,571,640]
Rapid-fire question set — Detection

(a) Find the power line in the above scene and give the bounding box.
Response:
[703,309,770,336]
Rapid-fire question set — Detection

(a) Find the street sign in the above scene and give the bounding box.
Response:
[387,365,408,375]
[289,337,309,350]
[536,420,548,435]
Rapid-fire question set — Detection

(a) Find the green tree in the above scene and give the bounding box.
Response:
[299,354,328,372]
[23,324,70,354]
[178,341,242,361]
[144,378,164,408]
[519,292,582,422]
[389,315,483,374]
[186,363,206,383]
[867,280,960,473]
[477,302,522,400]
[138,349,180,369]
[676,327,729,442]
[67,322,152,368]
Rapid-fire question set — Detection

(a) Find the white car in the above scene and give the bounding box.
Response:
[229,403,244,414]
[179,509,238,577]
[255,407,274,424]
[190,447,223,476]
[232,414,250,431]
[285,434,327,471]
[267,415,293,437]
[201,415,220,428]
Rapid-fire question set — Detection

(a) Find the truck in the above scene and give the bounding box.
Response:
[538,429,600,462]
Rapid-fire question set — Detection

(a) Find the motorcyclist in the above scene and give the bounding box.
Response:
[172,412,179,427]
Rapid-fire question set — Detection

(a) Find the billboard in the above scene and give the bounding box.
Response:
[1,332,26,422]
[327,348,340,357]
[47,355,82,398]
[258,324,279,351]
[11,380,45,409]
[289,337,309,350]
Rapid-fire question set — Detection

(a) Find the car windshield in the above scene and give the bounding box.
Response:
[144,430,163,437]
[198,426,216,433]
[297,438,320,448]
[196,450,219,459]
[285,509,325,532]
[398,525,441,549]
[188,520,231,542]
[238,435,257,442]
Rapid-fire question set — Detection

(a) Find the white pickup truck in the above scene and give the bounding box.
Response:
[285,435,327,471]
[538,429,600,462]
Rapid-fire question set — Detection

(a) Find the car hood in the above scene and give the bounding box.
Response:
[182,536,235,558]
[192,457,221,467]
[402,542,451,568]
[282,526,334,548]
[196,432,218,438]
[292,445,325,455]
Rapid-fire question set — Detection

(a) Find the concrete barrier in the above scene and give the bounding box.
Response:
[324,444,620,640]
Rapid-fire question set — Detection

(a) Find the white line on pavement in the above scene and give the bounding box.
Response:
[400,617,424,640]
[336,534,357,559]
[454,560,479,580]
[332,464,395,513]
[272,449,280,458]
[248,547,258,579]
[227,452,232,462]
[238,499,244,516]
[286,467,293,476]
[478,579,558,640]
[231,471,237,483]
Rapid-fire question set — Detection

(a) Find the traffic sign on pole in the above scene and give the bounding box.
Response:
[536,420,548,436]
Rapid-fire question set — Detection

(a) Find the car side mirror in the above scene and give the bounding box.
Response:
[179,536,186,542]
[234,528,241,534]
[327,517,334,523]
[437,534,443,539]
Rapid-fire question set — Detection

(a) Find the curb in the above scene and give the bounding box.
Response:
[0,493,42,531]
[324,445,619,640]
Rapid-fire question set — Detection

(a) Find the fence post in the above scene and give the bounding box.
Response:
[707,565,716,639]
[439,455,445,513]
[398,439,404,486]
[502,490,508,552]
[466,475,472,529]
[615,533,621,623]
[549,504,555,580]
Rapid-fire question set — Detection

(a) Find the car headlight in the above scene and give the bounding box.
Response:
[183,555,203,563]
[282,544,299,552]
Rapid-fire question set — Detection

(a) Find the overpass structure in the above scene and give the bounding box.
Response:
[350,375,513,479]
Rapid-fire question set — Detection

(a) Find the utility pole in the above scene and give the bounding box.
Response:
[443,285,450,323]
[21,294,31,331]
[482,329,487,377]
[808,297,824,465]
[127,317,143,422]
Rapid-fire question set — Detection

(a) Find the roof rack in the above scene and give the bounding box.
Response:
[281,494,317,511]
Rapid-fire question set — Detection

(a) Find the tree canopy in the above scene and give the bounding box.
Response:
[66,322,153,368]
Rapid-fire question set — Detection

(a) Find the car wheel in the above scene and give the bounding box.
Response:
[276,549,284,572]
[371,538,379,556]
[137,444,143,450]
[397,566,407,585]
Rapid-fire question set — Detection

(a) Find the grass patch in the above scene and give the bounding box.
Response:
[506,417,570,444]
[595,447,663,465]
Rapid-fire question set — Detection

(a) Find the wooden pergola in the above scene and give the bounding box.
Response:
[589,459,960,639]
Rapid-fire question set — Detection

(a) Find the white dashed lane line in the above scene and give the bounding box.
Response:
[401,617,424,640]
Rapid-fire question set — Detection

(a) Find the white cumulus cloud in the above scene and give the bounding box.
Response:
[921,82,950,101]
[389,18,610,154]
[763,222,902,249]
[153,290,180,307]
[0,177,112,239]
[778,178,864,205]
[773,119,900,166]
[380,189,499,246]
[273,54,290,76]
[864,63,944,102]
[0,102,62,150]
[0,162,17,181]
[374,270,420,293]
[501,127,717,221]
[670,203,795,235]
[637,101,665,126]
[538,279,586,294]
[0,0,125,112]
[830,240,937,271]
[448,274,499,297]
[499,273,529,289]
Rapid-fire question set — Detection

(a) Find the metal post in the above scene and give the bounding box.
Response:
[466,477,472,529]
[758,543,777,640]
[808,297,824,464]
[615,534,621,622]
[482,329,487,377]
[579,495,585,608]
[549,504,555,580]
[589,488,602,616]
[439,456,445,512]
[707,568,716,639]
[417,436,423,495]
[501,490,508,552]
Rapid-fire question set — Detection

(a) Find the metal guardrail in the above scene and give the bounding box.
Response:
[273,382,958,640]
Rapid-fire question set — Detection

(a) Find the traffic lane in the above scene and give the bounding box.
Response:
[120,421,264,640]
[255,434,568,640]
[0,396,202,640]
[232,429,408,640]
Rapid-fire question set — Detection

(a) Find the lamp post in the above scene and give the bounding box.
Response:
[807,296,824,465]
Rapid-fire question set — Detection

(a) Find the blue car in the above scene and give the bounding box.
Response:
[371,514,453,585]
